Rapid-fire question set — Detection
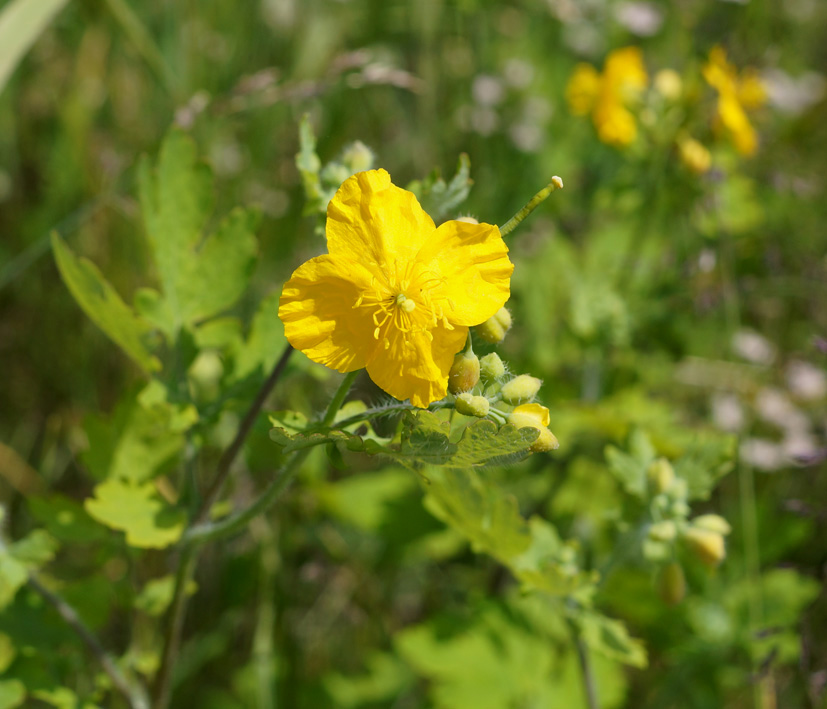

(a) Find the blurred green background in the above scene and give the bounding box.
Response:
[1,0,826,707]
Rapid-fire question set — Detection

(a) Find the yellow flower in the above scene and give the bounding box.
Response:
[508,403,559,452]
[677,134,712,174]
[703,46,766,156]
[566,46,648,147]
[279,169,513,408]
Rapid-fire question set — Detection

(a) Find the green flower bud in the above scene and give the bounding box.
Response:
[475,307,512,344]
[341,141,375,173]
[683,527,726,568]
[455,393,490,418]
[648,520,677,543]
[500,374,542,405]
[648,458,675,494]
[658,562,686,606]
[667,477,688,501]
[691,514,731,536]
[448,351,480,394]
[479,353,505,381]
[320,162,351,187]
[670,500,691,519]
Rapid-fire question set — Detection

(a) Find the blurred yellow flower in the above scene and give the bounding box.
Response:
[566,46,648,147]
[279,169,513,408]
[703,46,766,156]
[677,134,712,174]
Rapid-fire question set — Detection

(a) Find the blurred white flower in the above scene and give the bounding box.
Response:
[762,69,825,116]
[732,330,776,365]
[782,430,820,461]
[740,438,785,472]
[509,122,544,152]
[755,387,809,432]
[711,393,745,432]
[472,75,505,106]
[614,2,664,36]
[786,360,827,400]
[504,59,535,88]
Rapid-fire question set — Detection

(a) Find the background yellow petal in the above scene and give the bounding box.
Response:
[278,254,377,372]
[417,220,513,327]
[326,169,436,285]
[366,322,467,408]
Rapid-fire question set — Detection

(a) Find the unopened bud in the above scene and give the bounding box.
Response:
[501,374,542,405]
[475,307,512,344]
[648,520,677,543]
[341,141,375,173]
[448,351,480,394]
[658,562,686,605]
[320,162,351,187]
[455,393,490,418]
[691,514,731,536]
[508,403,559,452]
[683,527,726,568]
[455,215,479,224]
[648,458,675,494]
[480,353,506,381]
[551,176,564,190]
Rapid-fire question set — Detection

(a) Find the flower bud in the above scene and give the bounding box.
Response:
[480,353,505,381]
[658,562,686,605]
[341,141,375,173]
[500,374,542,405]
[508,403,559,452]
[654,69,682,100]
[691,514,731,536]
[455,215,479,224]
[683,527,726,568]
[475,307,512,344]
[455,393,490,418]
[448,351,480,394]
[648,520,677,543]
[320,162,351,187]
[648,458,675,494]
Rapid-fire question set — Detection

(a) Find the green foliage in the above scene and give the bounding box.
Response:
[406,153,473,222]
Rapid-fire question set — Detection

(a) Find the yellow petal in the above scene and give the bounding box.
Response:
[604,46,648,93]
[566,63,601,116]
[366,322,467,408]
[278,254,378,372]
[509,403,551,429]
[417,220,513,327]
[326,169,436,284]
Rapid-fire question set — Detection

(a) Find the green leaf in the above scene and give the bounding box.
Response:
[51,234,160,372]
[604,428,656,499]
[0,632,15,673]
[0,0,69,95]
[0,555,27,610]
[400,412,456,465]
[134,574,195,617]
[575,610,648,669]
[84,478,186,549]
[0,679,25,709]
[269,426,389,456]
[233,291,287,380]
[9,530,58,568]
[673,433,736,501]
[28,495,106,544]
[423,468,531,564]
[324,652,414,708]
[138,130,259,335]
[408,153,473,221]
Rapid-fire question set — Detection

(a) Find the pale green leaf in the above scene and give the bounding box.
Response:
[0,679,25,709]
[0,0,69,95]
[324,652,413,708]
[233,291,287,380]
[0,555,27,610]
[84,478,185,549]
[605,429,655,499]
[28,494,106,543]
[135,574,195,616]
[576,611,648,669]
[673,433,736,501]
[423,467,531,563]
[9,529,58,568]
[51,234,160,372]
[408,153,472,221]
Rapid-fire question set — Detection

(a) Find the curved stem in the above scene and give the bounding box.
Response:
[322,370,359,426]
[27,575,150,709]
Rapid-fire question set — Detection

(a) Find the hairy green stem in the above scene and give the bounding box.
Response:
[499,176,564,237]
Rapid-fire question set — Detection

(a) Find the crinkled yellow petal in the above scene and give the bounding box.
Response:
[366,321,468,408]
[566,64,601,116]
[417,220,513,327]
[326,169,436,282]
[278,254,378,372]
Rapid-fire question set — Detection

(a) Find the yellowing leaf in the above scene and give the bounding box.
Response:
[84,478,185,549]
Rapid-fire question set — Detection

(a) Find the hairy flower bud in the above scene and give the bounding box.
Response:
[455,392,490,418]
[648,458,675,494]
[683,527,726,568]
[341,141,375,173]
[648,520,677,542]
[475,307,512,344]
[658,562,686,605]
[448,351,480,394]
[455,215,479,224]
[500,374,542,405]
[508,403,559,452]
[480,352,506,381]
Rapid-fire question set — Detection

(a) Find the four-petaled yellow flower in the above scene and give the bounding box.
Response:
[566,46,648,147]
[703,46,766,156]
[279,169,513,408]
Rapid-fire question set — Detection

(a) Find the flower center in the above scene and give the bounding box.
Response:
[396,293,416,313]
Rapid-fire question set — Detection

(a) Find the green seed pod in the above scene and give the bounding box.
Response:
[448,351,480,394]
[691,514,732,536]
[475,307,512,344]
[479,353,506,382]
[648,458,675,494]
[683,527,726,568]
[500,374,542,405]
[658,562,686,605]
[455,393,490,418]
